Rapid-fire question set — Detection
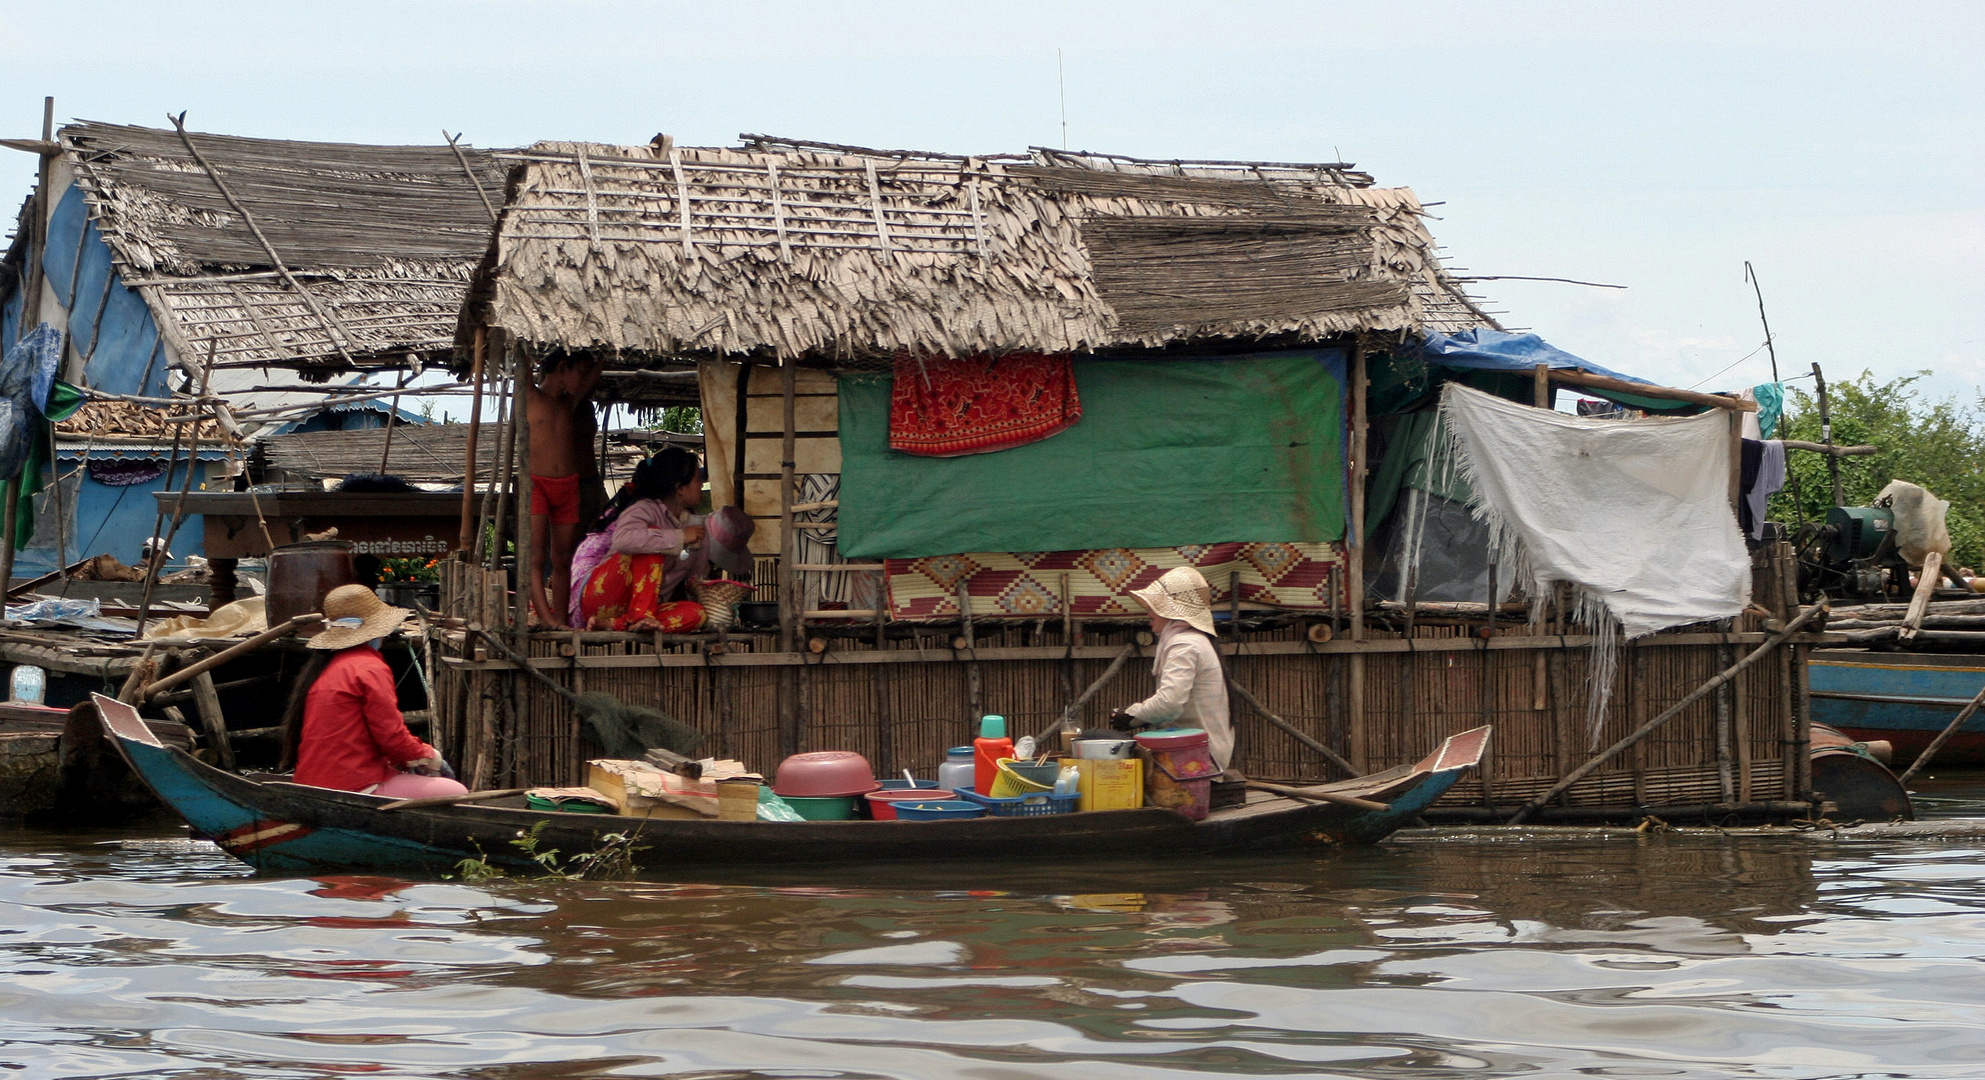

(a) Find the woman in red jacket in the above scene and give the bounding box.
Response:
[280,584,466,799]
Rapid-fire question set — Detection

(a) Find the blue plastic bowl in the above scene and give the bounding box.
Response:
[892,799,986,821]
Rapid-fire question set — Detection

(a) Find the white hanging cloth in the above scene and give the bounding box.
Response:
[1439,383,1752,743]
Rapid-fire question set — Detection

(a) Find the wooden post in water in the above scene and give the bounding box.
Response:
[776,360,801,758]
[1346,335,1369,771]
[1,98,57,597]
[457,325,487,553]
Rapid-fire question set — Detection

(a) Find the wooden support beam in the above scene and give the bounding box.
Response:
[1548,368,1755,412]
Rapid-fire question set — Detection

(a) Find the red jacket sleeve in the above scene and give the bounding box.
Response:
[353,652,434,765]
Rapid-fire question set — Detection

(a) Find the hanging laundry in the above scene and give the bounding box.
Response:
[1738,439,1786,541]
[1752,382,1784,440]
[1440,383,1752,746]
[889,353,1081,457]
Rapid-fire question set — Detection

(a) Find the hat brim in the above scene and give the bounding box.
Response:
[306,606,410,650]
[1128,582,1217,635]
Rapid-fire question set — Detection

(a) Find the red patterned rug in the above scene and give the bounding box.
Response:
[889,353,1082,457]
[883,542,1344,619]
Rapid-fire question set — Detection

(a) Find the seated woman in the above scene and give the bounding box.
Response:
[1110,566,1236,772]
[280,584,467,800]
[574,446,710,632]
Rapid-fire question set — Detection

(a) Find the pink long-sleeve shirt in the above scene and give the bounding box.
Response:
[608,500,708,602]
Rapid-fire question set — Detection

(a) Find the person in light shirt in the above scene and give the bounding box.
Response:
[1110,566,1235,771]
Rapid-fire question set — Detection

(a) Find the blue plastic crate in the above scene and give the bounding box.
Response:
[955,788,1079,817]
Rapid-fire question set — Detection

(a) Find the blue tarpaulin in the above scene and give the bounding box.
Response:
[41,186,169,398]
[1418,329,1646,383]
[1417,329,1709,413]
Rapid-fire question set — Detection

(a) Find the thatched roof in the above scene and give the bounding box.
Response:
[56,400,230,446]
[464,136,1495,367]
[59,121,507,376]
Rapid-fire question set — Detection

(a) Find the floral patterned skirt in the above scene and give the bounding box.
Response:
[578,554,705,632]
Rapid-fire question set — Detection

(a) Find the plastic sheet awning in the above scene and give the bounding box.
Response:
[1418,329,1700,413]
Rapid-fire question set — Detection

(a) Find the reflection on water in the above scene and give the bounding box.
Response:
[4,801,1985,1078]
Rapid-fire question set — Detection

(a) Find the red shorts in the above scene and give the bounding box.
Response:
[529,473,581,525]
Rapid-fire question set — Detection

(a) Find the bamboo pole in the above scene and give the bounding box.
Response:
[1347,335,1368,771]
[1230,679,1358,778]
[457,325,487,552]
[137,349,214,635]
[1548,368,1756,412]
[1507,603,1827,824]
[138,613,321,699]
[1,99,56,599]
[1035,642,1137,741]
[776,360,801,757]
[1812,363,1843,507]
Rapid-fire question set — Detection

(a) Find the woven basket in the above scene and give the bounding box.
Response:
[693,579,756,629]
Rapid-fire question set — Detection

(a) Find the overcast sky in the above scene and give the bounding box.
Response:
[3,1,1978,412]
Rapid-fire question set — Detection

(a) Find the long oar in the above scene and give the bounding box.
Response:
[1896,681,1985,786]
[378,788,528,813]
[1246,780,1389,813]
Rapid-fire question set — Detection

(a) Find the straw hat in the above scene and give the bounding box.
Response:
[705,505,757,579]
[306,584,411,650]
[1128,566,1216,635]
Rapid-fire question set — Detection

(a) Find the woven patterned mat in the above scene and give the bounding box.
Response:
[884,542,1344,619]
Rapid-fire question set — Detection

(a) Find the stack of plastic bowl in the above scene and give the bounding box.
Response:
[771,751,880,820]
[892,799,986,821]
[865,780,948,820]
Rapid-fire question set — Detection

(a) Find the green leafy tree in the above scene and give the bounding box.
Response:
[1769,371,1985,570]
[654,406,703,434]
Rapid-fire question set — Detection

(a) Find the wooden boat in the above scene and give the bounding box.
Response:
[92,693,1489,875]
[1811,650,1985,765]
[0,701,193,819]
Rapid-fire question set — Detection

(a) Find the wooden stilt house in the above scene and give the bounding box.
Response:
[440,134,1826,823]
[0,119,504,582]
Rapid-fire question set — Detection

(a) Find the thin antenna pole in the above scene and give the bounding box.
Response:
[1058,50,1067,150]
[1743,261,1781,386]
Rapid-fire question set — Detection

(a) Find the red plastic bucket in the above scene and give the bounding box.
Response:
[1136,728,1217,821]
[865,788,954,821]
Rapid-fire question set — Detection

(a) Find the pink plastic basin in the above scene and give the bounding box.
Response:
[865,788,956,821]
[772,751,880,798]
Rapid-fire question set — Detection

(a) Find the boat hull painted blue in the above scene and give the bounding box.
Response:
[96,695,1490,876]
[1810,652,1985,764]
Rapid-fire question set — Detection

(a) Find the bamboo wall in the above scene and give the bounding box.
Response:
[433,544,1813,815]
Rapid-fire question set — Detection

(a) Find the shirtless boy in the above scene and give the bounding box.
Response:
[525,354,604,627]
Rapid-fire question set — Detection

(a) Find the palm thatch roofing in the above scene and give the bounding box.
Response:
[59,121,507,377]
[462,135,1497,378]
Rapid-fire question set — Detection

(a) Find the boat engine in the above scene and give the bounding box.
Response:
[1797,504,1908,600]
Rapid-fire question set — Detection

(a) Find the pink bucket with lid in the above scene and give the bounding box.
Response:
[1136,728,1217,820]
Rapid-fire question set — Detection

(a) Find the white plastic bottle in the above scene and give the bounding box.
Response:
[1053,763,1080,798]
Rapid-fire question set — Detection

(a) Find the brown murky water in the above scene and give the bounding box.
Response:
[4,776,1985,1079]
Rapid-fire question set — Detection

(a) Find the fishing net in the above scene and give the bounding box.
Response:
[575,692,707,760]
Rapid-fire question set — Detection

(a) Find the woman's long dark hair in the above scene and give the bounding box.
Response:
[277,650,334,771]
[582,447,704,535]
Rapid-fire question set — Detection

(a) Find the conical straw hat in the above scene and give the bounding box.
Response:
[306,584,411,650]
[1128,566,1216,635]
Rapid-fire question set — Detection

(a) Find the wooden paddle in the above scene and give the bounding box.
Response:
[1246,780,1389,813]
[377,787,528,813]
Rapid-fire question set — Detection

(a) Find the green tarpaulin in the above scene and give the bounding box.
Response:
[838,351,1347,559]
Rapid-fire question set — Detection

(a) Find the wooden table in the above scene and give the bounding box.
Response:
[155,492,485,604]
